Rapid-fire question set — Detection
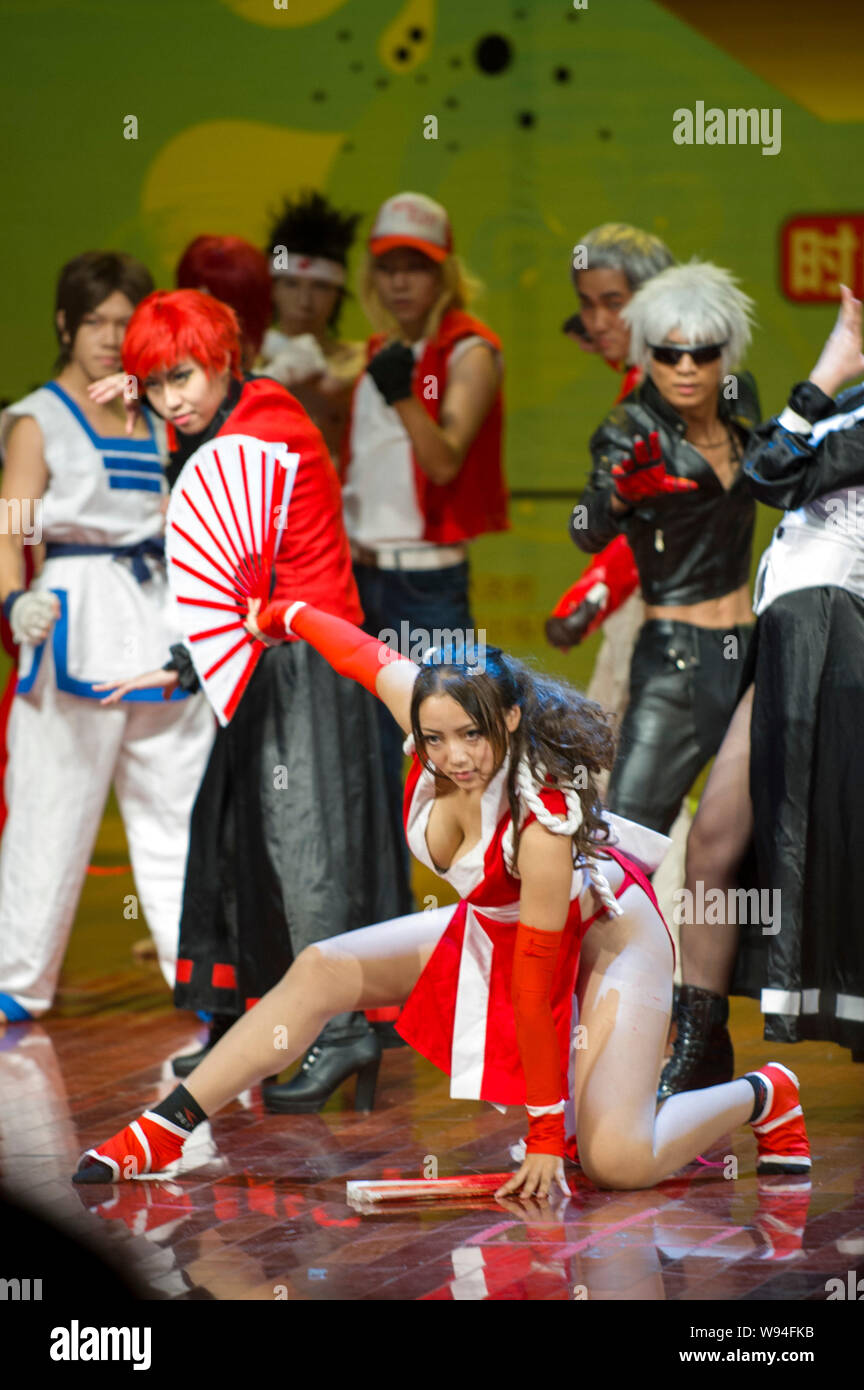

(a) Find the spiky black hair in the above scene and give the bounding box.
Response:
[266,190,362,266]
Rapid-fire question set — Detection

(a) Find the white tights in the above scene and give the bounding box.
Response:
[183,873,756,1191]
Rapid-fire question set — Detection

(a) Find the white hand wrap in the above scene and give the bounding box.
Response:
[10,590,57,645]
[262,334,328,387]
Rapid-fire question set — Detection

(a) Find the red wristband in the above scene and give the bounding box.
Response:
[525,1112,566,1159]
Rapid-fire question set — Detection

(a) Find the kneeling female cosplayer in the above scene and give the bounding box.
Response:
[74,601,810,1199]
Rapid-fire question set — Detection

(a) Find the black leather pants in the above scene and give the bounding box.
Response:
[607,619,753,834]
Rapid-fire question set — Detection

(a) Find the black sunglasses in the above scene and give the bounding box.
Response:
[648,342,727,366]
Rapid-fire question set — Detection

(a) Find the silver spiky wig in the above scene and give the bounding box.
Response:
[621,260,756,372]
[573,223,676,292]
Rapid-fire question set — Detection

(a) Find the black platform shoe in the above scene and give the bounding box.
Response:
[261,1031,382,1114]
[172,1014,236,1078]
[657,984,734,1102]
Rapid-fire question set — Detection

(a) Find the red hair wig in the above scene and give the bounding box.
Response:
[122,289,242,386]
[176,235,272,359]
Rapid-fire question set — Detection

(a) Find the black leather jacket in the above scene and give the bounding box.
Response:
[571,372,761,606]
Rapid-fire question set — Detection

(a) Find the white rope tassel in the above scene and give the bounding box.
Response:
[502,758,583,878]
[583,858,624,918]
[502,758,623,917]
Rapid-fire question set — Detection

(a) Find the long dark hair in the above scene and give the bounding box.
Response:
[410,647,616,864]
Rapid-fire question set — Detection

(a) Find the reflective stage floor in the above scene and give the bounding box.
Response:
[2,977,862,1303]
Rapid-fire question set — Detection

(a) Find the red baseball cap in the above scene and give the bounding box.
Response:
[368,192,453,263]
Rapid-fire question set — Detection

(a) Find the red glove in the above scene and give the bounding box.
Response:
[511,923,565,1157]
[254,600,409,695]
[611,431,698,504]
[547,535,640,647]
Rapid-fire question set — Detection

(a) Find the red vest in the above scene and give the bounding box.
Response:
[342,308,509,545]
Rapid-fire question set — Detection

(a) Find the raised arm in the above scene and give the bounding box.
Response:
[743,286,864,511]
[572,418,698,555]
[248,599,419,734]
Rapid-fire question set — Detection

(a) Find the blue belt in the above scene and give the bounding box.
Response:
[45,538,165,584]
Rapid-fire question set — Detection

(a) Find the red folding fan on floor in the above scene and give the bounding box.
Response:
[165,434,299,725]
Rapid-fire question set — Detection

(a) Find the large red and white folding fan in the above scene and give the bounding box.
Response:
[165,434,299,725]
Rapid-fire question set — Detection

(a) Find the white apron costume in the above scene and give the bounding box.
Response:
[0,384,215,1018]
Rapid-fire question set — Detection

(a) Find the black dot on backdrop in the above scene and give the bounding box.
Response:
[446,142,460,152]
[555,66,571,82]
[409,26,425,41]
[517,111,535,127]
[394,46,410,62]
[336,29,351,41]
[350,60,363,72]
[312,90,327,101]
[514,8,527,17]
[449,56,463,68]
[444,96,459,109]
[415,73,428,84]
[375,77,389,88]
[343,141,354,152]
[474,34,513,75]
[597,128,613,140]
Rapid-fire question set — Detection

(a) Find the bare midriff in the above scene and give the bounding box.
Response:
[644,582,753,628]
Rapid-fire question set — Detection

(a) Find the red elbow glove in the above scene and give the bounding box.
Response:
[547,536,640,647]
[511,922,566,1157]
[255,601,410,695]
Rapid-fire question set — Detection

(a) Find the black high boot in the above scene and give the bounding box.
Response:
[657,984,734,1102]
[172,1014,237,1078]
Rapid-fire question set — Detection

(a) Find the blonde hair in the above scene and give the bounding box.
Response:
[574,223,676,292]
[359,251,484,341]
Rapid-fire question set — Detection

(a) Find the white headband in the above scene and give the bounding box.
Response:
[270,251,346,288]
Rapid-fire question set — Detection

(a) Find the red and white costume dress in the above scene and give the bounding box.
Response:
[395,744,672,1108]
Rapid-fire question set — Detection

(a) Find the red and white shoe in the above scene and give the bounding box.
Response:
[753,1175,812,1260]
[747,1063,811,1176]
[73,1111,188,1184]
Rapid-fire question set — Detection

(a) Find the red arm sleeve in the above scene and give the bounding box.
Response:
[511,922,566,1157]
[257,601,410,696]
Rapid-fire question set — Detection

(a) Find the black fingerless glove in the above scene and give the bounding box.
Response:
[366,342,415,405]
[163,643,201,694]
